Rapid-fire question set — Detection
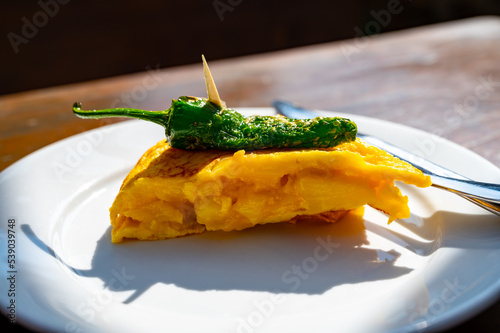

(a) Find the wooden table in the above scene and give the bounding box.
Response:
[1,16,499,332]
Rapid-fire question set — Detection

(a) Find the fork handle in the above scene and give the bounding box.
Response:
[431,174,500,204]
[458,196,500,216]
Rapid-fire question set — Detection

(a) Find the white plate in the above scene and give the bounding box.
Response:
[1,108,500,333]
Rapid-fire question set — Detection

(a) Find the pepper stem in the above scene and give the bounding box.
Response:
[72,102,171,128]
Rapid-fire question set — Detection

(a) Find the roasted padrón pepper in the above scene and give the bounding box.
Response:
[73,96,357,151]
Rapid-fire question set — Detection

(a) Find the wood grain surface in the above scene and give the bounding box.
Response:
[0,16,499,333]
[1,17,499,173]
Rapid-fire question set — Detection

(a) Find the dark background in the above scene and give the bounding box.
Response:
[2,0,500,96]
[2,0,500,332]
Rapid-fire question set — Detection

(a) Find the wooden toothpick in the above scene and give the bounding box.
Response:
[202,55,226,108]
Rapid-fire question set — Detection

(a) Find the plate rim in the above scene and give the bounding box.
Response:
[1,108,500,333]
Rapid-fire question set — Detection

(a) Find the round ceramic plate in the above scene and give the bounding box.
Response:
[1,108,500,333]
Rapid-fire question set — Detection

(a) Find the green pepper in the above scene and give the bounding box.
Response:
[72,96,357,150]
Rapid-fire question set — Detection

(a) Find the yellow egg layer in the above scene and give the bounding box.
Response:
[109,138,431,242]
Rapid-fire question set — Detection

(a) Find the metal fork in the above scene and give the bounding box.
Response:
[273,100,500,216]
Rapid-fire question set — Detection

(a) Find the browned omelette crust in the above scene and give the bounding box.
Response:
[110,139,431,242]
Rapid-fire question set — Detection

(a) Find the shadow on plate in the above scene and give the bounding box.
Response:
[382,210,500,255]
[21,208,416,303]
